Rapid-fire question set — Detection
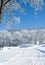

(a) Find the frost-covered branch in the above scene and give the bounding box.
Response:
[0,0,45,24]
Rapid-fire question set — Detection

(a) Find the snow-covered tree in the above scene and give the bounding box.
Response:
[0,0,45,24]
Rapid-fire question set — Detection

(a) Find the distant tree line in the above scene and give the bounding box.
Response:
[0,29,45,47]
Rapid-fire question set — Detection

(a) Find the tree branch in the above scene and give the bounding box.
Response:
[0,0,10,22]
[4,0,11,6]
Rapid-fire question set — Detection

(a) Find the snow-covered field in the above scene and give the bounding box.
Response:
[0,44,45,65]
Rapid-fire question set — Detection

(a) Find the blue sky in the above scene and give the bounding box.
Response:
[0,1,45,30]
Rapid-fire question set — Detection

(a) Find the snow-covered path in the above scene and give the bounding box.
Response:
[0,44,45,65]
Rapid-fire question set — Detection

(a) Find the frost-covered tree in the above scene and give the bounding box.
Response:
[0,0,45,24]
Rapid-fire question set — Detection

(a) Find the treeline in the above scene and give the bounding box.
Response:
[0,29,45,47]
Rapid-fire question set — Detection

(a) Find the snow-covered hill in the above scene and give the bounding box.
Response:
[0,28,45,65]
[0,28,45,47]
[0,44,45,65]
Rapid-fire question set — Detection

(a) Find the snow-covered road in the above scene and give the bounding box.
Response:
[0,44,45,65]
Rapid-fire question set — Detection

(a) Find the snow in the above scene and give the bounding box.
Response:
[0,29,45,47]
[0,28,45,65]
[0,44,45,65]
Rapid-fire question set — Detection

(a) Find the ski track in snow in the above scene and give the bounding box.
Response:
[0,44,45,65]
[0,47,22,63]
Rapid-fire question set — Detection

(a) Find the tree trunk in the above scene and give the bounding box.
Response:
[0,0,10,22]
[0,0,3,14]
[0,0,3,22]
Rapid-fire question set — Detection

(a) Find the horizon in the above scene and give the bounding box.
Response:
[0,27,45,31]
